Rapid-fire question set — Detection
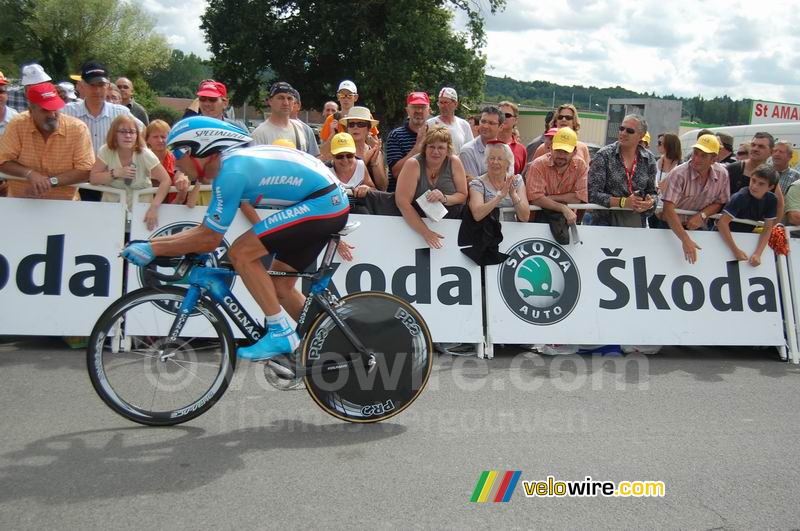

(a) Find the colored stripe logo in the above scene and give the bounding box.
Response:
[470,471,522,502]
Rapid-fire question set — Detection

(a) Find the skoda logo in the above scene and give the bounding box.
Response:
[498,238,580,325]
[138,222,233,314]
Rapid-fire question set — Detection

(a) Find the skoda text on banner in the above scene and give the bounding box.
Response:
[0,198,126,335]
[485,223,784,346]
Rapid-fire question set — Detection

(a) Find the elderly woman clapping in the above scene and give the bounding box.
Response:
[395,126,468,248]
[468,140,529,222]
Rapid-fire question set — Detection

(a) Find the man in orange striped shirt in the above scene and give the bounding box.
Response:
[0,83,94,200]
[526,127,588,226]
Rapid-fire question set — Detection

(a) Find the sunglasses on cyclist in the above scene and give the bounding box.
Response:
[619,126,636,134]
[334,153,355,160]
[171,146,191,160]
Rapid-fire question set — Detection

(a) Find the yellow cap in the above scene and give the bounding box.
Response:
[552,127,577,153]
[272,139,296,149]
[330,132,356,155]
[69,73,81,82]
[643,131,651,144]
[692,134,720,155]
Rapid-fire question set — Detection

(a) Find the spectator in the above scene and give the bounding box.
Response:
[386,91,431,193]
[115,77,149,125]
[640,131,651,149]
[459,105,504,181]
[716,132,736,164]
[289,88,301,120]
[0,72,18,136]
[783,177,800,225]
[532,104,591,164]
[526,110,554,164]
[736,143,749,161]
[427,87,473,154]
[772,140,800,195]
[717,164,778,266]
[319,80,377,141]
[649,132,681,229]
[0,82,94,200]
[182,79,247,130]
[660,134,729,263]
[107,84,122,104]
[145,119,190,204]
[588,113,656,228]
[498,101,527,175]
[395,126,467,248]
[322,101,338,120]
[329,132,377,214]
[725,132,784,219]
[339,106,387,191]
[251,82,319,156]
[469,114,480,139]
[526,127,588,240]
[469,140,529,222]
[7,63,52,112]
[89,115,171,230]
[56,82,78,103]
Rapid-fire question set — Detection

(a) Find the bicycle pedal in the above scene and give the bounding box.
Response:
[265,357,297,380]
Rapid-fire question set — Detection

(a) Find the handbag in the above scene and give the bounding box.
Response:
[457,180,509,265]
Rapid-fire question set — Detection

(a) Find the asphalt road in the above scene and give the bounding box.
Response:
[2,337,800,529]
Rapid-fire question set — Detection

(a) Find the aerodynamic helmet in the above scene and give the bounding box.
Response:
[166,116,252,159]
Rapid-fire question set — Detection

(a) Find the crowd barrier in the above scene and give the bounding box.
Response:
[2,180,799,363]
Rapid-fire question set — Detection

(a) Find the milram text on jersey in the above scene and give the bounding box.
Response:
[203,145,340,234]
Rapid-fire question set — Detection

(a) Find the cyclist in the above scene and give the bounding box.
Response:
[120,116,350,361]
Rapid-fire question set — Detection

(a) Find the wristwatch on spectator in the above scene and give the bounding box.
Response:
[49,176,59,187]
[699,211,707,220]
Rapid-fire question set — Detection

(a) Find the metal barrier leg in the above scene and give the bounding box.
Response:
[776,251,799,364]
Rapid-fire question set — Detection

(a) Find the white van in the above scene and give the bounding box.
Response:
[679,122,800,166]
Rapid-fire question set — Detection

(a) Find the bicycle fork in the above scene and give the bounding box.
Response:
[159,286,202,362]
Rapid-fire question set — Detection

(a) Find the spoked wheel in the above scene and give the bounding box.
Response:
[87,286,236,426]
[301,291,433,423]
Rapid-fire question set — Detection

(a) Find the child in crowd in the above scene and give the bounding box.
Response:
[716,164,778,267]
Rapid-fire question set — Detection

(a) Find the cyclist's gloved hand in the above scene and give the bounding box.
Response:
[121,241,155,266]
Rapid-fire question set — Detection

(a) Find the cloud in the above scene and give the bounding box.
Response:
[715,15,762,51]
[690,57,738,88]
[741,53,800,86]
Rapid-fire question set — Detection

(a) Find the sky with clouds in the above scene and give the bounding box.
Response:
[142,0,800,103]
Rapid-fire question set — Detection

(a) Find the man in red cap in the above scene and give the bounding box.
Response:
[385,91,431,192]
[0,82,94,200]
[184,79,247,130]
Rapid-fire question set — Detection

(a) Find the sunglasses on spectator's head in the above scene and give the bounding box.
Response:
[619,126,636,134]
[504,112,516,119]
[199,96,219,103]
[337,91,355,98]
[347,121,370,129]
[334,153,355,160]
[557,114,574,121]
[172,146,191,160]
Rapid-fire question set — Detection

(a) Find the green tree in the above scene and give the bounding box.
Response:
[201,0,505,128]
[147,50,213,97]
[0,0,169,80]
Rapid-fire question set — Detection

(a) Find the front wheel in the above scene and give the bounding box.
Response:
[301,291,433,423]
[87,286,236,426]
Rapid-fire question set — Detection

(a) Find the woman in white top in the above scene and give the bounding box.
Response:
[655,133,681,189]
[468,141,530,222]
[329,133,376,214]
[90,115,171,230]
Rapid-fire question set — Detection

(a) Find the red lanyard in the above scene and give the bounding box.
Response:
[624,156,637,194]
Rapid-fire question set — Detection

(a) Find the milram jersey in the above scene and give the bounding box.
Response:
[203,145,341,234]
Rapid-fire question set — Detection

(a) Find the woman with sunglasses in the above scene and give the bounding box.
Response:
[90,115,171,230]
[532,104,591,164]
[328,133,377,214]
[395,126,468,248]
[339,106,387,191]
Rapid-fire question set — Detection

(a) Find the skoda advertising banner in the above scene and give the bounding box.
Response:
[0,198,126,335]
[485,223,784,346]
[130,205,482,343]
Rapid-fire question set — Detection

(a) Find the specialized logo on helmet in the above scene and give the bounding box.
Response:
[497,239,580,325]
[139,222,234,314]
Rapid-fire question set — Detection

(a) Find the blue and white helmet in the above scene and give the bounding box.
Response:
[167,116,252,159]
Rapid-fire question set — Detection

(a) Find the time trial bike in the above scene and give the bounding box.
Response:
[87,222,433,426]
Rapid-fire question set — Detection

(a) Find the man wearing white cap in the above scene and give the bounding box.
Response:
[0,72,19,136]
[320,80,360,142]
[7,63,52,112]
[427,87,472,154]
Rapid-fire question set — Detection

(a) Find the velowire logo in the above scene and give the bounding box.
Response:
[497,238,580,325]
